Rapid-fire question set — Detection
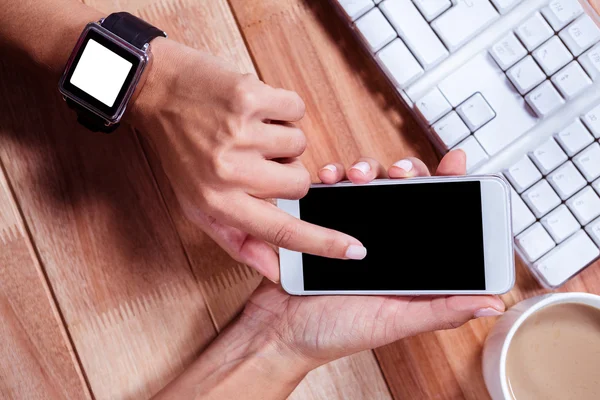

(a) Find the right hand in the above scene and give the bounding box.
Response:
[129,39,365,282]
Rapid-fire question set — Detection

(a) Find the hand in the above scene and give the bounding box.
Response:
[242,150,506,366]
[130,39,364,282]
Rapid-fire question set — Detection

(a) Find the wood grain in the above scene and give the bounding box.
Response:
[0,158,91,398]
[0,47,215,400]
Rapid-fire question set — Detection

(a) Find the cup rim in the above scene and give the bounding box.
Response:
[498,292,600,398]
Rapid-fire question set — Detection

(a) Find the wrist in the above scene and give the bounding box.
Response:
[237,312,319,382]
[125,37,177,131]
[153,310,318,400]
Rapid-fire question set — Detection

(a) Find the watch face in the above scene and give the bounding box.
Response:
[60,25,146,121]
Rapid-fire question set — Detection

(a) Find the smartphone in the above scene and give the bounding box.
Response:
[278,175,515,295]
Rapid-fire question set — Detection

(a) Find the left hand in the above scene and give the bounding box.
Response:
[242,150,506,367]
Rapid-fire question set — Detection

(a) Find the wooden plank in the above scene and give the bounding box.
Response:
[88,0,393,398]
[226,0,441,398]
[88,0,264,330]
[98,1,388,398]
[289,352,392,400]
[83,0,264,348]
[0,163,91,399]
[0,44,215,400]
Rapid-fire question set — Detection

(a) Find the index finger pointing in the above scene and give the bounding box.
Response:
[222,195,367,260]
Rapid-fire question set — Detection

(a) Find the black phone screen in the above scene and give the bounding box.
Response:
[299,181,486,291]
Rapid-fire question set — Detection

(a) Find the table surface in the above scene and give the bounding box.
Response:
[2,0,600,399]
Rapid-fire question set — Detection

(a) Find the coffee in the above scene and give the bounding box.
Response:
[505,302,600,400]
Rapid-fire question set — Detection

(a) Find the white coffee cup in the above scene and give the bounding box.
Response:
[482,292,600,400]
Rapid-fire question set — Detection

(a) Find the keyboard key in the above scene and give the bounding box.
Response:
[338,0,374,20]
[510,187,536,235]
[490,0,522,14]
[592,177,600,195]
[490,33,527,70]
[454,136,488,172]
[541,0,584,31]
[376,39,423,88]
[579,43,600,80]
[379,0,448,69]
[438,53,537,155]
[507,56,545,95]
[585,217,600,246]
[551,61,592,100]
[355,8,397,52]
[541,204,580,243]
[522,180,561,218]
[525,80,565,117]
[534,230,599,287]
[415,87,451,124]
[505,156,542,193]
[412,0,451,22]
[582,104,600,138]
[559,14,600,56]
[431,111,470,149]
[554,119,593,156]
[430,0,499,52]
[456,93,495,132]
[516,222,555,262]
[567,186,600,225]
[532,36,573,76]
[547,161,586,200]
[529,137,568,174]
[573,143,600,181]
[516,12,554,51]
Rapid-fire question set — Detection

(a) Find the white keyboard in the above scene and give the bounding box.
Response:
[333,0,600,288]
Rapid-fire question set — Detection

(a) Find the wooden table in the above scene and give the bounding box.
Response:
[1,0,600,399]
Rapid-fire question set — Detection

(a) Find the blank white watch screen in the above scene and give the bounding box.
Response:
[299,181,486,291]
[70,39,133,107]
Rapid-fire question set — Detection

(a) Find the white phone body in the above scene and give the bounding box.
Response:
[278,175,515,296]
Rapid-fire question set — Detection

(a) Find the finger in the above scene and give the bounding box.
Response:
[436,149,467,176]
[347,158,387,184]
[236,236,281,282]
[216,194,367,260]
[388,157,430,179]
[243,158,313,200]
[318,163,346,184]
[187,209,281,282]
[253,122,307,159]
[256,84,306,122]
[396,295,505,337]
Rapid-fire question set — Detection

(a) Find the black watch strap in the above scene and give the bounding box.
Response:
[66,98,121,133]
[101,12,166,50]
[71,12,166,133]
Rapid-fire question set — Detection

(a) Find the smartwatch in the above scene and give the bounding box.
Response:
[58,13,167,133]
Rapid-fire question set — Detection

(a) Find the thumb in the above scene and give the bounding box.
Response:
[398,295,505,336]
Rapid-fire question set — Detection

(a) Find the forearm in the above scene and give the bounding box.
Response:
[152,313,317,400]
[0,0,101,76]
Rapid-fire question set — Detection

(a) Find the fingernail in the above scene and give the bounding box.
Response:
[393,159,413,172]
[345,245,367,260]
[350,161,371,175]
[322,164,337,173]
[474,308,504,318]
